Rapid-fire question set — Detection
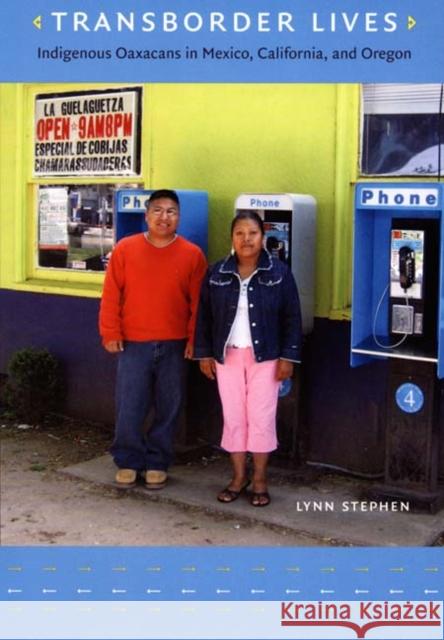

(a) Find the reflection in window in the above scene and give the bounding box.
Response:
[361,84,444,176]
[38,184,115,271]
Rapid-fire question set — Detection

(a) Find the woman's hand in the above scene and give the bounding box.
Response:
[276,359,294,381]
[199,358,217,380]
[184,342,194,359]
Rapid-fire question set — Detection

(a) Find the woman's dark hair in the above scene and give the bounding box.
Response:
[231,210,265,236]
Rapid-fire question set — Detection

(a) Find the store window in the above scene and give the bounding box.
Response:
[38,184,116,271]
[33,86,142,272]
[361,84,444,176]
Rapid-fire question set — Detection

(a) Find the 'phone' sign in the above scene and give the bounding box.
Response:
[360,187,440,208]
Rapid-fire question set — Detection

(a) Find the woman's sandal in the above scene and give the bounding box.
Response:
[217,481,250,503]
[250,491,271,507]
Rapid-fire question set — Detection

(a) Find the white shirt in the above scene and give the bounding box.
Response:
[227,275,254,348]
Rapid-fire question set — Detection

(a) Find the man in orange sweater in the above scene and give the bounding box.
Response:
[99,190,207,489]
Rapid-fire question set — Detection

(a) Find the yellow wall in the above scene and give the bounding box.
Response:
[0,83,360,318]
[0,85,25,288]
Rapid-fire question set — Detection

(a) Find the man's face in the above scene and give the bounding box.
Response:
[145,197,180,241]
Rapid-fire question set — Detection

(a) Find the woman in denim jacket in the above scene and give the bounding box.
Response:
[194,211,302,506]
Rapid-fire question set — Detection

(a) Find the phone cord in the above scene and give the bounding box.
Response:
[372,283,409,349]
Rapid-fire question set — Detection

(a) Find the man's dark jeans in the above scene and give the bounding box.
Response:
[110,340,186,472]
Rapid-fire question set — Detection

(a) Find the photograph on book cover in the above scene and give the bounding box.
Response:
[1,79,443,548]
[0,0,444,638]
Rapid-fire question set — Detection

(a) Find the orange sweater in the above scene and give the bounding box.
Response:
[99,234,207,345]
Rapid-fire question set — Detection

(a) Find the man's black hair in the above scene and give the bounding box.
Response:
[231,210,265,236]
[147,189,180,207]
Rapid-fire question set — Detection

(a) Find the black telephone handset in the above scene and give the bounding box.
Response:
[398,246,415,291]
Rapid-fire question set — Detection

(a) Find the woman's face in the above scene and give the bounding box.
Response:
[232,218,264,261]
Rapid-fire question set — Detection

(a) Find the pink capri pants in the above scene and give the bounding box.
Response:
[215,347,280,453]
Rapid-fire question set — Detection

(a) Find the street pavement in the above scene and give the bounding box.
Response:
[61,454,444,547]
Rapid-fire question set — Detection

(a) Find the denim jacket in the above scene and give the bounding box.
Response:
[194,249,302,364]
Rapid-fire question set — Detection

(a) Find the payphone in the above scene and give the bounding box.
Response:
[371,218,441,352]
[388,220,440,346]
[390,228,424,335]
[113,188,209,455]
[351,182,444,510]
[351,184,444,371]
[235,192,316,460]
[235,193,316,334]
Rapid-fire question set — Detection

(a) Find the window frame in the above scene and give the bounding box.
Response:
[24,83,146,290]
[359,83,444,178]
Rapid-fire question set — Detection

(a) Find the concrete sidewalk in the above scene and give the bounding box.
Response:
[60,455,444,547]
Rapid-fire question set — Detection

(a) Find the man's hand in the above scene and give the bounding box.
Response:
[184,343,194,359]
[276,359,294,381]
[104,340,124,353]
[199,358,217,380]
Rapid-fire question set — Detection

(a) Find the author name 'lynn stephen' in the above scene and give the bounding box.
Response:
[294,500,410,512]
